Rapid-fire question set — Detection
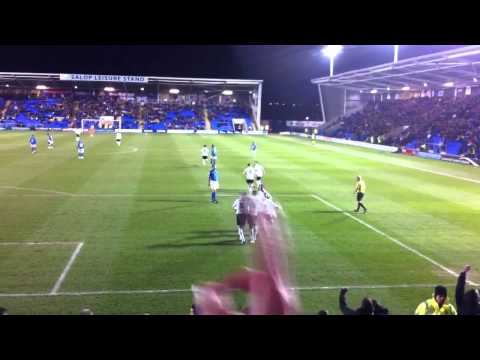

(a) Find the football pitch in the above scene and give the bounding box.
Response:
[1,131,480,315]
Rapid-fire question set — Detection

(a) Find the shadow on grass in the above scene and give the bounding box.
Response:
[147,230,240,249]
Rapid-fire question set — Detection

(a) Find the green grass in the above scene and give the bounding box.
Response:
[1,131,479,314]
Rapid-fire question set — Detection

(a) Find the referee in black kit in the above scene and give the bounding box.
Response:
[354,176,367,213]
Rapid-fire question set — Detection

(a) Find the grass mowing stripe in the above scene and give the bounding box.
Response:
[275,135,480,185]
[311,194,479,287]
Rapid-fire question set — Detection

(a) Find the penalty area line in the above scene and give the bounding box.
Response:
[50,242,84,295]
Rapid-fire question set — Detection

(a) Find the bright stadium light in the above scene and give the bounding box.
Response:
[140,87,145,91]
[305,116,310,120]
[104,86,115,92]
[370,89,378,94]
[474,78,478,82]
[232,99,237,103]
[169,88,180,95]
[74,85,78,89]
[394,45,399,64]
[401,86,410,91]
[387,87,390,91]
[444,82,454,87]
[36,85,48,90]
[163,98,168,102]
[423,82,428,87]
[5,84,10,88]
[322,45,343,77]
[222,90,233,96]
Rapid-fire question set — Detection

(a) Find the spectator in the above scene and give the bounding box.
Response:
[0,307,8,315]
[414,285,457,315]
[339,288,389,315]
[317,310,329,315]
[455,265,480,315]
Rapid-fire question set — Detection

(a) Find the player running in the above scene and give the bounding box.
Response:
[250,142,257,159]
[243,163,256,194]
[354,175,367,213]
[253,161,265,191]
[115,129,122,146]
[210,144,217,167]
[77,139,85,160]
[232,194,248,244]
[201,145,209,166]
[47,131,54,150]
[29,134,37,154]
[208,165,219,204]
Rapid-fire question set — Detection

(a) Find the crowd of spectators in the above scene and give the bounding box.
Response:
[0,91,254,132]
[335,92,480,157]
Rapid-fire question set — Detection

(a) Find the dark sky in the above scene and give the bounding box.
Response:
[0,45,465,105]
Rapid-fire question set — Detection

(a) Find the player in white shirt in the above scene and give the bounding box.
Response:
[115,129,122,146]
[244,193,258,244]
[232,194,247,244]
[47,132,54,150]
[75,128,82,142]
[201,145,209,166]
[243,163,256,194]
[259,187,283,221]
[253,161,265,191]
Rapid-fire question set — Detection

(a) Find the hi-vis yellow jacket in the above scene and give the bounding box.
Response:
[415,297,457,315]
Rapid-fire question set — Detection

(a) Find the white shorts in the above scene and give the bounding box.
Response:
[210,181,219,191]
[78,149,85,155]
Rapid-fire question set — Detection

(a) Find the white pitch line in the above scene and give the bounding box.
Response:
[0,185,73,196]
[0,242,79,246]
[0,190,309,198]
[311,194,479,287]
[50,242,84,295]
[100,147,139,155]
[0,283,450,298]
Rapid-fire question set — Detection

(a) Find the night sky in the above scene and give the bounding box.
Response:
[0,45,465,113]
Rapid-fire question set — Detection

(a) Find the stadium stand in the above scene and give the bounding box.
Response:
[331,93,480,157]
[0,92,254,132]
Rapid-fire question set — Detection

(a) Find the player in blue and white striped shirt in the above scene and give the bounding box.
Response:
[210,144,217,167]
[250,142,257,159]
[208,166,219,203]
[77,139,85,160]
[29,134,37,154]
